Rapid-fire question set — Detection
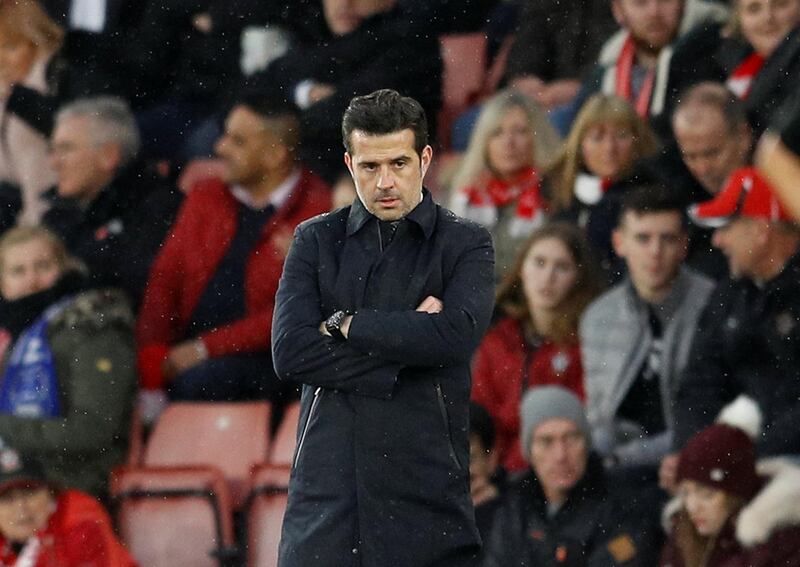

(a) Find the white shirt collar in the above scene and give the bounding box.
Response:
[231,168,301,210]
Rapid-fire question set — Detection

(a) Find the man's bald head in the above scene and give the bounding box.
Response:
[672,83,751,194]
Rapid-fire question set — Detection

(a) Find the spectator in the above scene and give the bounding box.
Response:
[483,386,661,567]
[1,0,123,139]
[0,226,136,499]
[669,0,800,137]
[580,187,714,474]
[126,0,251,162]
[568,0,728,137]
[667,167,800,476]
[661,396,800,566]
[250,0,442,182]
[546,94,659,277]
[0,0,61,226]
[43,96,182,305]
[136,92,330,404]
[0,448,135,566]
[469,402,502,542]
[504,0,618,110]
[472,223,602,473]
[449,90,561,280]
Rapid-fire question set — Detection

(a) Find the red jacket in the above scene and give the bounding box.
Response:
[136,170,330,389]
[0,490,136,567]
[471,317,585,472]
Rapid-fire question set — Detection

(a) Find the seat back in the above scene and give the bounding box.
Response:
[145,402,271,507]
[269,402,300,466]
[438,32,488,149]
[112,467,235,567]
[245,464,292,567]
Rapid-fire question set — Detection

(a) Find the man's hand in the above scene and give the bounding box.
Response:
[659,453,680,495]
[163,340,208,381]
[416,296,443,314]
[309,83,335,105]
[509,75,545,101]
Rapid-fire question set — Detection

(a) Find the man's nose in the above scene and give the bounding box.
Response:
[376,166,395,189]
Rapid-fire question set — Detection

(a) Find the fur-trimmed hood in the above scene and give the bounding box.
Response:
[663,458,800,547]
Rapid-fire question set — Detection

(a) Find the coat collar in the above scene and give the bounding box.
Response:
[346,188,436,240]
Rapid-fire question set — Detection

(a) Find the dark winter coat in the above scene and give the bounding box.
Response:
[668,23,800,137]
[504,0,617,83]
[272,190,495,566]
[483,456,662,567]
[674,251,800,455]
[660,460,800,567]
[0,275,136,499]
[42,160,182,307]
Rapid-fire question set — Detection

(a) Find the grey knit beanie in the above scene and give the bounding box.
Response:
[520,386,591,461]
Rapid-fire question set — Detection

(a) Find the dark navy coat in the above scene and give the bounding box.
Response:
[272,190,495,566]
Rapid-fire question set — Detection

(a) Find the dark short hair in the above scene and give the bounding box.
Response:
[470,402,496,452]
[617,185,688,228]
[341,89,428,156]
[234,89,301,152]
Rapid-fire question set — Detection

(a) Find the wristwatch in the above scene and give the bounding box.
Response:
[325,310,349,341]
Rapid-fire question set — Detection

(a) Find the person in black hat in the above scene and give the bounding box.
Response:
[660,396,800,567]
[0,446,135,566]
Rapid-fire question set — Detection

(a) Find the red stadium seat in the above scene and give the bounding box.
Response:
[144,402,272,508]
[245,464,292,567]
[438,33,488,149]
[111,466,235,567]
[268,402,300,466]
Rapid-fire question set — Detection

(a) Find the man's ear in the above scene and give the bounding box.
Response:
[611,227,626,258]
[610,0,626,27]
[344,152,354,178]
[420,145,433,179]
[98,143,122,174]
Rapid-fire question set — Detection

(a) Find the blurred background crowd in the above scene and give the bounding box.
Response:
[1,0,800,565]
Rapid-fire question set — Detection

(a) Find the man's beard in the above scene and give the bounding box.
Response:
[629,29,677,58]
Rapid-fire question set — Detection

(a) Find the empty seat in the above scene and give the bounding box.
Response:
[145,402,272,508]
[269,402,300,466]
[111,466,235,567]
[245,464,292,567]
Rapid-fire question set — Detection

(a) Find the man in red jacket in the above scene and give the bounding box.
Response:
[137,92,331,405]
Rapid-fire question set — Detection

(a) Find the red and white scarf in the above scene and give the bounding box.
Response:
[615,35,656,118]
[574,173,613,206]
[727,52,765,99]
[459,168,547,236]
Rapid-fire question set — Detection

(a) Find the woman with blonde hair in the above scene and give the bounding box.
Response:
[471,222,602,472]
[449,89,562,280]
[545,93,658,276]
[0,0,64,225]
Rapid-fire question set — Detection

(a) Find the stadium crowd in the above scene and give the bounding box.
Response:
[1,0,800,565]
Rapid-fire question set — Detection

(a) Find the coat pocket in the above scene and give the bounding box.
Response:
[434,382,463,471]
[293,386,324,469]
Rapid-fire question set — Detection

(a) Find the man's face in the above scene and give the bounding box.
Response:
[0,486,53,543]
[612,0,684,53]
[49,116,117,202]
[529,418,588,501]
[323,0,394,36]
[214,106,276,188]
[711,217,764,278]
[674,108,750,195]
[613,210,687,301]
[344,129,432,222]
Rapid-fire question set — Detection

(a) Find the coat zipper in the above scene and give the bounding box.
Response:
[435,382,462,470]
[294,386,323,468]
